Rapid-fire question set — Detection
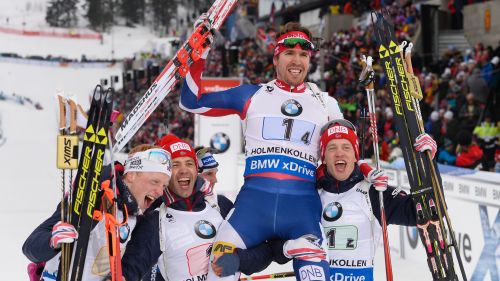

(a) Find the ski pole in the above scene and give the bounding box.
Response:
[359,55,393,281]
[239,271,295,280]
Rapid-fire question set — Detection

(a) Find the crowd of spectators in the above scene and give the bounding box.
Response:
[113,0,500,172]
[0,91,43,110]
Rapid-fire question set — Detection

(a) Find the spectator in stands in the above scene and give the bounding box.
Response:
[458,93,481,132]
[473,112,499,171]
[443,110,460,144]
[466,68,488,106]
[425,111,442,145]
[438,138,456,166]
[455,130,483,169]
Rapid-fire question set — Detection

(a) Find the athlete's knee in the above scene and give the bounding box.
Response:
[283,234,327,262]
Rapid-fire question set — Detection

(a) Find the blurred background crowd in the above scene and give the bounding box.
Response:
[109,0,499,172]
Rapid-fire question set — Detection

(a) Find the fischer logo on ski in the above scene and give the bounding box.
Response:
[372,10,466,281]
[65,85,114,281]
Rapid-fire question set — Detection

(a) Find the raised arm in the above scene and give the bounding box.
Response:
[179,59,259,118]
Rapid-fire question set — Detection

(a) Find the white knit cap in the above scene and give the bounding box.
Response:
[124,148,172,177]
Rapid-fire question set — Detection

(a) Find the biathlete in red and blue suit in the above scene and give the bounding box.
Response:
[180,22,342,280]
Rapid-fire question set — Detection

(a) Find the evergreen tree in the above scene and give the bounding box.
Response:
[121,0,145,26]
[84,0,113,31]
[45,0,79,27]
[151,0,177,34]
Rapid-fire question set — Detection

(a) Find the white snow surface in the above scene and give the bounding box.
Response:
[0,0,426,280]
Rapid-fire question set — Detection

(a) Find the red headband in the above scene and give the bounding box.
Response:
[320,125,360,161]
[274,31,313,57]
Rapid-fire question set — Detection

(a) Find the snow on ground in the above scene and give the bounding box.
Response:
[0,61,122,278]
[0,0,158,60]
[0,1,431,280]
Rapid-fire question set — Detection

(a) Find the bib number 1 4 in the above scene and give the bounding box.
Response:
[262,117,315,144]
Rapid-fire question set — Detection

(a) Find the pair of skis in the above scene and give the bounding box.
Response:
[364,10,467,281]
[54,0,238,278]
[55,94,80,281]
[113,0,239,153]
[56,86,123,281]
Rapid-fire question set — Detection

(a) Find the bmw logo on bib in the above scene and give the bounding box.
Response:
[119,224,130,243]
[281,99,303,117]
[210,132,230,153]
[194,220,216,239]
[323,202,343,222]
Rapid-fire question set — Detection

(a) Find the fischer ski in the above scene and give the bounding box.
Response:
[93,108,128,281]
[113,0,238,153]
[371,10,466,281]
[65,85,114,281]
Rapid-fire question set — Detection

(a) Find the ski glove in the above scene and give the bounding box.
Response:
[211,253,240,277]
[283,234,326,262]
[414,133,437,159]
[367,169,389,192]
[50,221,78,249]
[194,13,209,29]
[358,160,388,191]
[193,12,214,59]
[27,262,45,281]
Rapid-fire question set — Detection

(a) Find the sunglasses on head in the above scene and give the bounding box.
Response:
[136,148,172,166]
[320,119,357,135]
[277,37,316,51]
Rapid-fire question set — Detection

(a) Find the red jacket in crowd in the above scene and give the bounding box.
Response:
[455,144,484,168]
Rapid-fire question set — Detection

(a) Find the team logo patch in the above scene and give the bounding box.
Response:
[119,224,130,243]
[170,142,191,152]
[327,126,348,136]
[281,99,303,117]
[323,202,343,222]
[210,132,230,153]
[194,220,216,239]
[299,265,325,281]
[212,241,236,255]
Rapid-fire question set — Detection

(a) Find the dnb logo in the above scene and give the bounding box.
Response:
[210,132,230,153]
[299,265,325,281]
[194,220,216,239]
[281,99,303,117]
[323,202,343,222]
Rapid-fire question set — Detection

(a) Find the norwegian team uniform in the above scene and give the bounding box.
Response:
[180,57,343,279]
[23,165,138,281]
[121,176,274,281]
[316,165,416,281]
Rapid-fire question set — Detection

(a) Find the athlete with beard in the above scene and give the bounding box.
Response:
[117,135,277,281]
[179,21,342,280]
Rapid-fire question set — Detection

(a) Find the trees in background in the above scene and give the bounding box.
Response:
[45,0,182,33]
[45,0,79,27]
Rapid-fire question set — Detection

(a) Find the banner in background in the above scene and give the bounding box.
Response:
[195,78,243,196]
[385,168,500,281]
